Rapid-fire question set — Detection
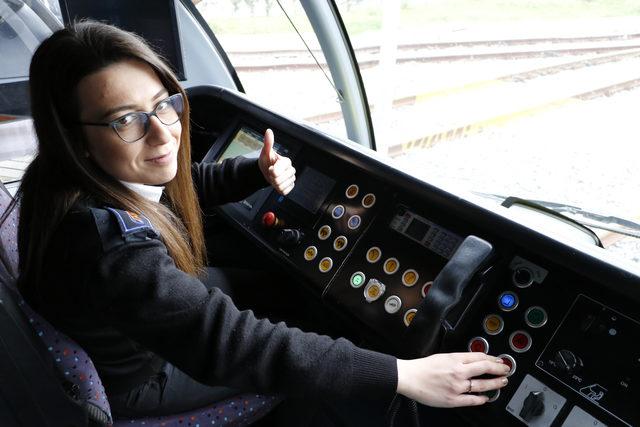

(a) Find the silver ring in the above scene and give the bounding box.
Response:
[467,379,473,393]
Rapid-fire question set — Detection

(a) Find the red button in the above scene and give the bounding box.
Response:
[501,357,513,370]
[262,211,276,227]
[509,331,532,353]
[468,337,489,353]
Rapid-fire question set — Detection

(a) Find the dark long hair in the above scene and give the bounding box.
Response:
[14,21,206,297]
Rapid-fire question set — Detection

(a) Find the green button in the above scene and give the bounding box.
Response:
[351,272,365,288]
[526,307,546,326]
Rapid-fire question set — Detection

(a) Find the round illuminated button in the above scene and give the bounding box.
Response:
[350,272,365,288]
[483,314,504,336]
[421,281,433,298]
[362,193,376,208]
[317,225,332,240]
[498,291,519,312]
[468,336,489,354]
[401,269,419,287]
[347,215,362,230]
[261,211,276,228]
[364,279,385,302]
[331,205,345,219]
[345,184,359,199]
[383,258,400,275]
[333,236,348,251]
[512,267,534,288]
[403,309,417,327]
[482,389,500,403]
[509,330,532,353]
[497,354,516,377]
[366,246,382,263]
[384,296,402,314]
[318,257,333,273]
[525,306,548,328]
[304,246,318,261]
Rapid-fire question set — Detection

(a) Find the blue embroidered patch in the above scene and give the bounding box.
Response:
[105,207,155,236]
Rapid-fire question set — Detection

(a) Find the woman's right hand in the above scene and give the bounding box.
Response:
[396,352,510,407]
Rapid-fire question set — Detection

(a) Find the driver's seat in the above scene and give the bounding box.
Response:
[0,181,279,426]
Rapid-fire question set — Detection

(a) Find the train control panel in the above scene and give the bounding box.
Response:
[188,85,640,427]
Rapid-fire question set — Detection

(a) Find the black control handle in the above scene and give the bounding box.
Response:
[403,235,493,358]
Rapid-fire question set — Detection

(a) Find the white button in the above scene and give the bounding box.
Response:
[384,296,402,314]
[364,279,385,303]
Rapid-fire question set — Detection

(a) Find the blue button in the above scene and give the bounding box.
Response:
[348,215,361,230]
[277,195,284,203]
[498,292,518,311]
[332,205,345,219]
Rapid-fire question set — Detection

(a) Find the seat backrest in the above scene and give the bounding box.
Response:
[0,183,113,425]
[0,183,281,426]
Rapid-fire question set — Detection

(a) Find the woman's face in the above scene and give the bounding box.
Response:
[76,59,181,185]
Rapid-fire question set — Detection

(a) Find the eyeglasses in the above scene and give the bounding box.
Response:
[76,93,184,143]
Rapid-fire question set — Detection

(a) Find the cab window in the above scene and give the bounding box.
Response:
[335,0,640,265]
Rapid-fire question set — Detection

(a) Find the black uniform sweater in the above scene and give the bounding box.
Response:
[24,157,398,404]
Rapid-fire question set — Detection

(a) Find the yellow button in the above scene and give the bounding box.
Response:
[346,184,359,199]
[404,309,417,327]
[366,247,381,263]
[384,258,399,274]
[333,236,348,251]
[318,257,333,273]
[483,314,504,335]
[362,193,376,208]
[363,279,386,303]
[304,246,317,261]
[402,269,418,287]
[318,225,331,240]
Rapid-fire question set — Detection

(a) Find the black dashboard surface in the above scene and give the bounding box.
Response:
[188,85,640,427]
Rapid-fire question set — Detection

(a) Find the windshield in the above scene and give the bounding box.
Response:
[333,0,640,265]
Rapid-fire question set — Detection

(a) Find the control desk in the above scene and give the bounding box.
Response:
[188,85,640,427]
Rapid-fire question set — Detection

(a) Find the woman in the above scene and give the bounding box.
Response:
[15,21,508,424]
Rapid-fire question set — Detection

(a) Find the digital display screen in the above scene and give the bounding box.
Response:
[405,218,431,241]
[287,167,335,214]
[218,127,264,163]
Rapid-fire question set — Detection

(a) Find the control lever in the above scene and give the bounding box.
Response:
[276,229,303,247]
[403,235,493,358]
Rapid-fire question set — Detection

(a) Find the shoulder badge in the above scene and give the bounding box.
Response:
[104,207,157,237]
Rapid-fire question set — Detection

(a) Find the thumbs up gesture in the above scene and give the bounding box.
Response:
[258,128,296,195]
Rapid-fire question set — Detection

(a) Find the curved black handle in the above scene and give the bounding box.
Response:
[403,235,493,358]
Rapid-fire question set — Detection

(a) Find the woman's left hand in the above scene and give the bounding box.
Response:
[258,128,296,195]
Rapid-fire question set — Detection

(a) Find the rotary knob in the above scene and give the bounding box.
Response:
[554,349,583,375]
[519,391,545,422]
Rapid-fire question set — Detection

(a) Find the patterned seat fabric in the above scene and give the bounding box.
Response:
[0,186,279,426]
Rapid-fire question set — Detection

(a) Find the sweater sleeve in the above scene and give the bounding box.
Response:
[192,157,268,209]
[87,228,397,402]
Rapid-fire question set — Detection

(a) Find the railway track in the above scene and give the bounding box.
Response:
[231,34,640,71]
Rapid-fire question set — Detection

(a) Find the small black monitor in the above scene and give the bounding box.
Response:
[60,0,185,80]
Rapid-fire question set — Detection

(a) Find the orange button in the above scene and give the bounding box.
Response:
[334,236,347,251]
[362,193,376,208]
[402,269,418,286]
[384,258,399,274]
[318,225,331,240]
[346,184,359,199]
[363,279,386,302]
[403,309,417,326]
[304,246,317,261]
[366,247,381,263]
[483,314,504,335]
[318,257,333,273]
